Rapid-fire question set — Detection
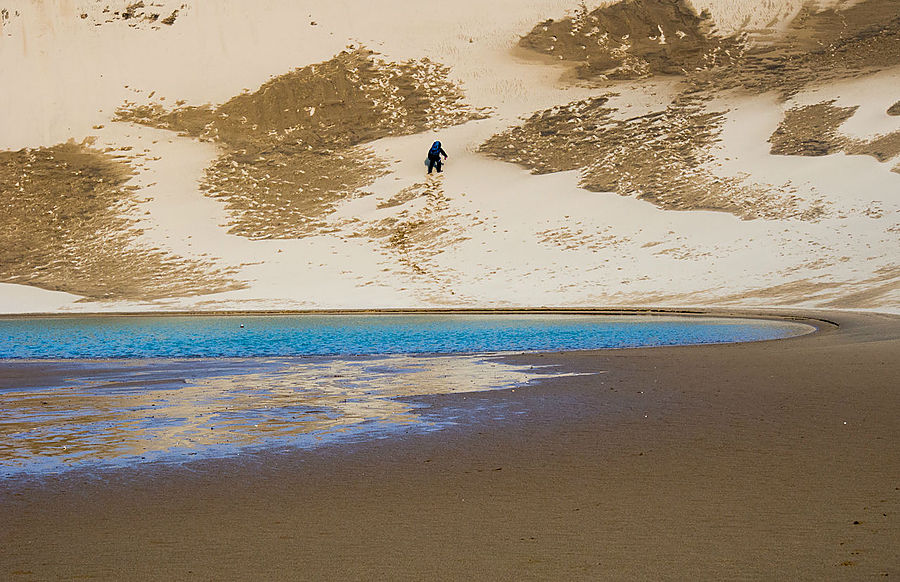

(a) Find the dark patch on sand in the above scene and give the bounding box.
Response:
[725,8,900,99]
[1,7,19,25]
[848,131,900,163]
[0,142,244,300]
[769,101,858,156]
[485,0,899,219]
[538,224,633,253]
[519,0,900,98]
[117,48,482,239]
[823,265,900,308]
[199,147,385,240]
[481,94,826,220]
[79,2,185,29]
[889,101,900,116]
[160,8,179,25]
[770,100,900,164]
[519,0,739,80]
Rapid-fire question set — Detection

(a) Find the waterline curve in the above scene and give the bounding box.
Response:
[0,313,815,359]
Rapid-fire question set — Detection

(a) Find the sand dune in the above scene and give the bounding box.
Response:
[0,0,898,311]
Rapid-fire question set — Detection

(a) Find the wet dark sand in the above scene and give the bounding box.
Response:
[1,310,898,580]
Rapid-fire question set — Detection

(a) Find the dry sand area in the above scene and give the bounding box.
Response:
[0,0,898,312]
[1,310,897,579]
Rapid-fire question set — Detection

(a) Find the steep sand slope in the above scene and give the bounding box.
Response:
[0,0,897,311]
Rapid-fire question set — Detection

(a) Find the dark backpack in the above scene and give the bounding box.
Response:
[429,142,442,157]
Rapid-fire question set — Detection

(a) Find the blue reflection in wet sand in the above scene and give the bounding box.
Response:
[0,314,814,476]
[0,355,573,476]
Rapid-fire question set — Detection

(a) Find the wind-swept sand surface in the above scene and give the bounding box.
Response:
[1,309,897,579]
[2,0,898,312]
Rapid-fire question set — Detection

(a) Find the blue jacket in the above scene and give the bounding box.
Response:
[428,141,448,159]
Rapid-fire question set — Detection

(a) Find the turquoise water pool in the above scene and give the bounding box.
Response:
[0,313,814,359]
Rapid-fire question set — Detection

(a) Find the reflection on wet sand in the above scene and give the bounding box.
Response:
[0,355,579,473]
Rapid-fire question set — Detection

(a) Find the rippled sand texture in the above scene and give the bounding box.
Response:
[770,100,900,163]
[518,0,900,94]
[0,143,244,300]
[481,93,827,220]
[519,0,740,80]
[0,356,576,472]
[481,0,900,219]
[115,48,484,239]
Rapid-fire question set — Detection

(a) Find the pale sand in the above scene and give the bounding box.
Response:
[1,309,897,579]
[2,1,898,313]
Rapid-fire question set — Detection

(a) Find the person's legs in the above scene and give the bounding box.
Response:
[427,158,436,174]
[436,159,443,173]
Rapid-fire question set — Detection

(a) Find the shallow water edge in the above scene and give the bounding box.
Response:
[0,310,825,476]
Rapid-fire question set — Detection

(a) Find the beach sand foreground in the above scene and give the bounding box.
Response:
[1,309,897,579]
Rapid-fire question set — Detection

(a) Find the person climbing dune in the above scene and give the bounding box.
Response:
[426,140,448,174]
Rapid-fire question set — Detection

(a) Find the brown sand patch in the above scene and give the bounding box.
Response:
[116,48,482,239]
[770,100,900,164]
[376,184,424,210]
[0,7,19,28]
[0,142,244,300]
[823,265,900,308]
[519,0,739,80]
[715,279,846,306]
[778,0,900,49]
[488,1,899,221]
[518,0,900,98]
[769,100,858,156]
[78,1,183,29]
[199,147,387,240]
[846,130,900,162]
[651,241,714,260]
[696,0,900,98]
[481,94,826,220]
[889,101,900,116]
